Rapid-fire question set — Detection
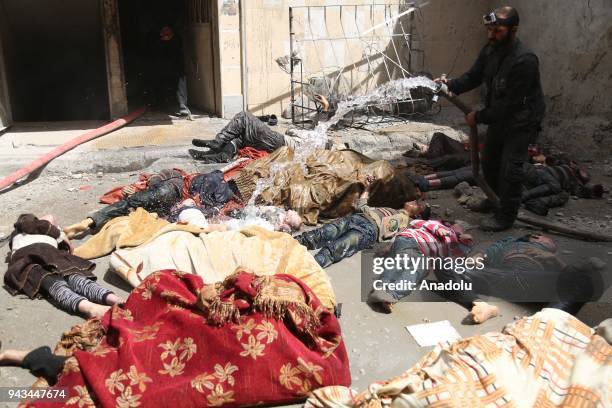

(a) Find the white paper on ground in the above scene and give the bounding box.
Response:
[405,320,462,347]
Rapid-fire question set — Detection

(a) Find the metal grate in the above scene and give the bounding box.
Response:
[289,2,430,128]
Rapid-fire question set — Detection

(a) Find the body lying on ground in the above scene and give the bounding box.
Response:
[0,270,351,407]
[189,111,332,163]
[64,169,240,238]
[306,309,611,408]
[368,227,606,322]
[433,234,607,321]
[414,162,604,216]
[104,222,336,310]
[66,147,421,236]
[3,214,121,318]
[404,132,471,173]
[233,147,421,225]
[295,176,430,267]
[173,199,303,233]
[367,219,474,314]
[3,310,611,407]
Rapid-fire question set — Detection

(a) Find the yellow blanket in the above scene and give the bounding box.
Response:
[110,226,337,310]
[74,208,204,260]
[306,308,611,408]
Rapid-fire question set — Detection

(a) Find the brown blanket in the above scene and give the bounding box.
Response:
[234,147,420,225]
[4,214,95,298]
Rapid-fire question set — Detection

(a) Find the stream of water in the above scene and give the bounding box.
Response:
[245,76,437,208]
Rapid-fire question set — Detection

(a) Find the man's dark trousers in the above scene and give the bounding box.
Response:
[89,181,182,228]
[482,124,532,220]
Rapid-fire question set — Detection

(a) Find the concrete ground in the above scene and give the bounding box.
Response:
[1,111,611,406]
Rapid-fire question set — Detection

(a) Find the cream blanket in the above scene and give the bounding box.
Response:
[110,226,336,310]
[307,308,611,408]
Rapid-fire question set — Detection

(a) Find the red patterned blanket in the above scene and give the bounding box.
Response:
[29,270,350,408]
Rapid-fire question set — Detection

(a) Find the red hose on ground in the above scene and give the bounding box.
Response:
[0,107,146,191]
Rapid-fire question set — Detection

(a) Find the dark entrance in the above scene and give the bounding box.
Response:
[118,0,186,113]
[2,0,109,121]
[118,0,220,115]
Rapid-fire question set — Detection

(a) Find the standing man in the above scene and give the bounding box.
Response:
[436,6,545,231]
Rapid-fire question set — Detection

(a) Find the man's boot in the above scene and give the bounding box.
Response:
[191,138,223,152]
[479,213,515,232]
[189,142,236,163]
[188,148,209,160]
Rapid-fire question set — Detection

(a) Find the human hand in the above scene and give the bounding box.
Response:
[64,218,94,239]
[122,185,137,196]
[365,175,376,188]
[434,75,448,84]
[62,236,75,253]
[313,94,330,112]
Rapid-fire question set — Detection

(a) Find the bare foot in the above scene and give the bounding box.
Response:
[88,304,111,319]
[105,294,124,306]
[470,301,499,324]
[78,301,111,319]
[64,218,94,239]
[381,302,394,314]
[367,290,396,314]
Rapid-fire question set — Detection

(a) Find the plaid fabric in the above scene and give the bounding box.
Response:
[307,308,611,408]
[396,220,465,258]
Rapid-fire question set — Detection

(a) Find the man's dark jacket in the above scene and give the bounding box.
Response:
[448,39,545,131]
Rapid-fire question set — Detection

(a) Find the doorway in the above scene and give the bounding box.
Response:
[118,0,220,115]
[1,0,109,121]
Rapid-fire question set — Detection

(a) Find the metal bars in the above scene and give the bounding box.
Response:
[289,2,427,128]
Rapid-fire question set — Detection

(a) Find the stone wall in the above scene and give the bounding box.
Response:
[238,0,612,157]
[500,0,612,157]
[416,0,612,157]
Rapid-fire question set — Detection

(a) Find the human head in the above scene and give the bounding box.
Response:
[181,198,197,208]
[160,26,174,41]
[403,200,430,219]
[483,6,519,47]
[527,233,557,253]
[283,210,303,231]
[569,161,591,184]
[39,214,57,226]
[449,222,474,248]
[451,223,465,235]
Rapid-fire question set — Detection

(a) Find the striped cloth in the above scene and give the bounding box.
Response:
[306,308,611,408]
[396,220,467,258]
